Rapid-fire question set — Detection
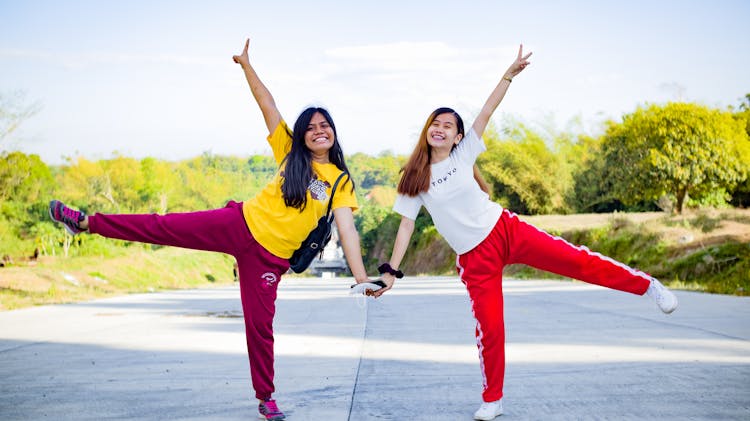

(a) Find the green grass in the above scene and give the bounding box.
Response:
[664,242,750,295]
[0,247,236,310]
[505,218,749,296]
[662,210,723,232]
[3,210,748,311]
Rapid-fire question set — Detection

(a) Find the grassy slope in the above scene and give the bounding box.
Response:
[516,208,750,296]
[0,248,236,310]
[1,209,748,311]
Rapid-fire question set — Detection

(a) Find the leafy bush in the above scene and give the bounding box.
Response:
[667,242,749,295]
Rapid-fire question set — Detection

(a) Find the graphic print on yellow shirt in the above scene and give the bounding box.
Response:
[243,120,358,259]
[306,172,331,202]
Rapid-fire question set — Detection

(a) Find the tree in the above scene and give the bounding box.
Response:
[730,94,750,207]
[0,91,41,146]
[569,135,623,212]
[0,151,54,204]
[347,152,403,190]
[601,102,750,214]
[478,122,573,215]
[0,152,55,255]
[58,157,116,213]
[569,134,660,213]
[100,155,144,211]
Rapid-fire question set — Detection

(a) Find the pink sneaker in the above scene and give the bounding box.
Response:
[258,398,285,420]
[49,200,86,235]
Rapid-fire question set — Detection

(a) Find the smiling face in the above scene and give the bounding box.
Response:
[304,112,335,159]
[426,112,463,153]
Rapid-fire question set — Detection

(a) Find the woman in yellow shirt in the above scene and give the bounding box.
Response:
[49,38,373,421]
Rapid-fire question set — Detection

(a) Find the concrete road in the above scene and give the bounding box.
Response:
[1,277,748,420]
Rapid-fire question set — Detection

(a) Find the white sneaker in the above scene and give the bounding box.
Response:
[646,279,678,314]
[474,399,503,420]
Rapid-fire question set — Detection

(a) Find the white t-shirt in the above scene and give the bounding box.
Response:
[393,129,503,254]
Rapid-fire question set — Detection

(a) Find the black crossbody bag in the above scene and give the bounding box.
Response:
[288,172,348,273]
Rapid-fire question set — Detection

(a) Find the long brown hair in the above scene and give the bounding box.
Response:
[398,107,490,196]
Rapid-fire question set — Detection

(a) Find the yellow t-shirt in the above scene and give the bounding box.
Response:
[243,121,359,259]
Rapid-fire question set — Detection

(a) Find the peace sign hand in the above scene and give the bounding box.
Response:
[506,44,532,78]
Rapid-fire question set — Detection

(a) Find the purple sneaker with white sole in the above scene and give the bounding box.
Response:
[49,200,86,235]
[258,398,285,420]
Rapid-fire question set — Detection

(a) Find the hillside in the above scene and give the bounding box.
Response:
[1,209,748,311]
[521,208,750,247]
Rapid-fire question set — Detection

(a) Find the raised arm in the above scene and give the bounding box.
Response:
[471,44,532,138]
[233,38,282,133]
[372,216,415,297]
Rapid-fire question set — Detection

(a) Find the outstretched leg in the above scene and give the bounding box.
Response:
[86,201,247,255]
[502,210,650,294]
[500,210,677,312]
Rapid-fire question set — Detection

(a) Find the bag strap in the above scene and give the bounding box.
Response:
[325,171,349,221]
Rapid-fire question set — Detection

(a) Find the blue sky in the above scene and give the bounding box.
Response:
[2,0,749,164]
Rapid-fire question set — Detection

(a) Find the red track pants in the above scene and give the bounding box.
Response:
[456,210,651,402]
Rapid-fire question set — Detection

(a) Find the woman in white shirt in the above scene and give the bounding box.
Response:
[373,45,678,421]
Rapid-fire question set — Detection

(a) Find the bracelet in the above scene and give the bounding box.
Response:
[503,75,513,82]
[378,263,404,279]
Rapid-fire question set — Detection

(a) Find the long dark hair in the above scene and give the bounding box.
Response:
[398,106,489,196]
[281,107,354,210]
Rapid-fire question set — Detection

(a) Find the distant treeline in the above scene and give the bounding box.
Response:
[1,100,749,266]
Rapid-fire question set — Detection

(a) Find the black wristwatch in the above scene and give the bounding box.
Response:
[378,263,404,279]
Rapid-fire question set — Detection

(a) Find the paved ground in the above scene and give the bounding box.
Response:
[1,277,748,420]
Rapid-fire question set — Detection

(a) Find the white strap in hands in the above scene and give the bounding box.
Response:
[349,280,387,295]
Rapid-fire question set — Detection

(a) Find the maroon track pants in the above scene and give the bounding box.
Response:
[456,210,651,403]
[88,201,289,400]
